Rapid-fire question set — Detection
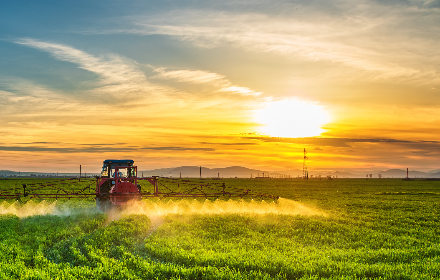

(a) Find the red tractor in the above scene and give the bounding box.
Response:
[1,159,279,210]
[96,159,142,211]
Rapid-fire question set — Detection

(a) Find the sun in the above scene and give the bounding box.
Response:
[254,98,331,138]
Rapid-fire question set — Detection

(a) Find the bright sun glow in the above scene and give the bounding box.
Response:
[254,99,331,138]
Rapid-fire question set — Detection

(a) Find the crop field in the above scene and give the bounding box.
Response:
[1,178,440,279]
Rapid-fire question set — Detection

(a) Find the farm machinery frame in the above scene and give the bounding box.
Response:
[1,159,279,210]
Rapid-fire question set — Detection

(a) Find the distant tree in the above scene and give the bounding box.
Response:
[378,174,382,178]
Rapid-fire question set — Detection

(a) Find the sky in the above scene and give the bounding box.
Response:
[1,0,440,174]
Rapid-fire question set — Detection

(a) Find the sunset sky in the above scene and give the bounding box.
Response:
[1,0,440,174]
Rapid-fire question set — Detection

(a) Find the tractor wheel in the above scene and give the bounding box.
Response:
[96,195,111,212]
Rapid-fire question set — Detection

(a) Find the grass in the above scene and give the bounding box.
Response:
[1,178,440,279]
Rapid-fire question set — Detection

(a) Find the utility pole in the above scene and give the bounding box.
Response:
[200,166,202,178]
[79,165,81,182]
[303,148,308,180]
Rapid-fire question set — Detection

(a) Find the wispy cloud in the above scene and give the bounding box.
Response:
[0,79,84,119]
[11,38,264,105]
[0,78,131,131]
[92,3,440,84]
[152,67,262,96]
[243,136,440,151]
[13,38,161,98]
[0,144,214,153]
[219,86,262,96]
[0,145,136,153]
[153,67,225,84]
[140,146,214,151]
[199,142,258,146]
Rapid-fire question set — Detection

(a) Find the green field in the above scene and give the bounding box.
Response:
[1,178,440,279]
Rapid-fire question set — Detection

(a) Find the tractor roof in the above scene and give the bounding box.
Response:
[103,159,134,164]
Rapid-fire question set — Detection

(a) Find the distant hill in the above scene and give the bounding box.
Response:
[0,170,33,176]
[378,169,439,178]
[428,171,440,178]
[325,171,356,178]
[0,170,16,175]
[139,166,268,178]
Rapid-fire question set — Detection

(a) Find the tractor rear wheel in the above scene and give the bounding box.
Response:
[96,195,111,212]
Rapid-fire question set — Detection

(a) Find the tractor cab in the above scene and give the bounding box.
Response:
[101,159,135,178]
